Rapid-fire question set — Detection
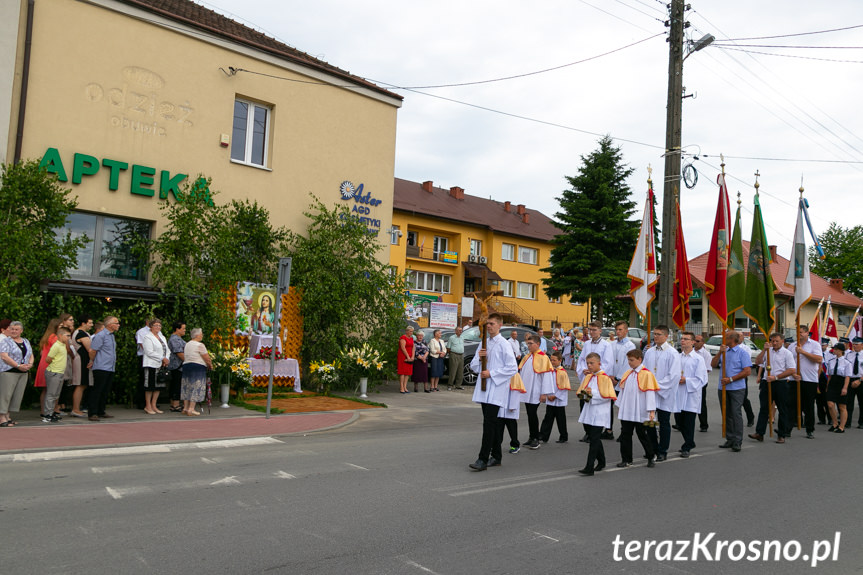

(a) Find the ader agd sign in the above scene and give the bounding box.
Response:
[38,147,210,204]
[337,180,383,235]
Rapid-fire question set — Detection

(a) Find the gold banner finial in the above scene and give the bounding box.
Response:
[799,175,805,197]
[754,170,760,192]
[720,153,726,175]
[647,164,653,188]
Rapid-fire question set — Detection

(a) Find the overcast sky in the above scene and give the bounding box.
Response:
[203,0,863,259]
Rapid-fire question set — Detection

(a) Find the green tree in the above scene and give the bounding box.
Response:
[541,136,638,321]
[809,222,863,298]
[288,197,408,386]
[0,160,88,319]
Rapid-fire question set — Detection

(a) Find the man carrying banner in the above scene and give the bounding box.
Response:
[711,330,751,452]
[788,325,823,439]
[751,333,797,443]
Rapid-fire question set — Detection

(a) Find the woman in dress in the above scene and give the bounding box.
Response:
[411,331,430,393]
[563,330,573,369]
[181,328,213,415]
[70,315,94,418]
[0,321,34,427]
[397,326,415,394]
[570,329,584,370]
[825,342,851,433]
[428,330,445,392]
[552,328,564,353]
[141,318,171,414]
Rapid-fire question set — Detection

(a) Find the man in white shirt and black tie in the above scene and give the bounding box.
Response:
[750,332,797,443]
[845,337,863,429]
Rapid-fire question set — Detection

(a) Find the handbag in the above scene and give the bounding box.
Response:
[156,366,171,385]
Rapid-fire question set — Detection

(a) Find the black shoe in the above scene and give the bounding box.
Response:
[834,428,845,433]
[577,467,594,476]
[857,424,863,429]
[600,431,614,440]
[806,432,814,439]
[699,427,708,432]
[488,457,501,467]
[671,424,680,430]
[731,444,742,452]
[647,457,656,468]
[579,434,589,443]
[680,450,690,458]
[616,461,632,468]
[747,419,755,427]
[655,454,667,462]
[718,442,733,448]
[555,439,568,444]
[468,459,487,471]
[593,462,605,472]
[524,440,540,450]
[828,425,836,432]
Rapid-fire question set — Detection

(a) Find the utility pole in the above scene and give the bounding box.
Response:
[657,0,687,329]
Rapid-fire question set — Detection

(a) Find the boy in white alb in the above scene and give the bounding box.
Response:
[615,348,658,468]
[520,334,556,449]
[575,353,616,476]
[539,351,570,443]
[677,331,707,457]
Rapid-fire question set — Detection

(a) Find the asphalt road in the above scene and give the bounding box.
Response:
[3,371,861,575]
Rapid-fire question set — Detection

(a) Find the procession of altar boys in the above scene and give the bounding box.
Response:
[468,315,863,475]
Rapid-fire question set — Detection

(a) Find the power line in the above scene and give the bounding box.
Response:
[576,0,657,33]
[715,23,863,42]
[711,43,863,49]
[612,0,666,22]
[702,153,863,165]
[713,46,863,64]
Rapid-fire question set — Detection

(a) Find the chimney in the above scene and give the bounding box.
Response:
[516,204,525,215]
[830,278,844,291]
[768,245,778,261]
[421,181,433,193]
[522,212,530,224]
[504,201,511,212]
[449,186,464,200]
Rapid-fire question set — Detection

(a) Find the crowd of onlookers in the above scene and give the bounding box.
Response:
[0,315,217,426]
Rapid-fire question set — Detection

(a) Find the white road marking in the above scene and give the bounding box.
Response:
[210,476,241,486]
[3,437,284,463]
[200,457,218,464]
[529,530,559,543]
[274,470,296,479]
[105,486,153,499]
[344,462,369,470]
[91,464,139,474]
[404,559,442,574]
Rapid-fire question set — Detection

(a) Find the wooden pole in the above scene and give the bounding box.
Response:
[721,326,727,438]
[796,312,802,429]
[766,346,773,438]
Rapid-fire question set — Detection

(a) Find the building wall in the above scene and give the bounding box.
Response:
[391,211,589,329]
[9,0,398,273]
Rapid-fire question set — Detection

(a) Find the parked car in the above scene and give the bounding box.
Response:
[601,326,648,342]
[703,335,761,360]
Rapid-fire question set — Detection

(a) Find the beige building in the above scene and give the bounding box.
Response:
[3,0,401,296]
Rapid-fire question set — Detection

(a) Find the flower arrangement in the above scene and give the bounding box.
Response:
[343,343,387,379]
[309,359,341,393]
[253,346,283,360]
[211,346,248,387]
[230,360,253,387]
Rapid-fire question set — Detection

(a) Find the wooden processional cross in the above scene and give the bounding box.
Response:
[468,268,503,392]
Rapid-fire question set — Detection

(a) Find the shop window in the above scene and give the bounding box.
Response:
[231,99,271,168]
[58,212,150,283]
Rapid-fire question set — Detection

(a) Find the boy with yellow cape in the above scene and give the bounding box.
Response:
[539,351,571,443]
[575,352,617,476]
[615,348,659,468]
[519,334,556,449]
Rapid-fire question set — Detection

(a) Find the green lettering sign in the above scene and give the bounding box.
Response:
[159,171,188,200]
[130,164,156,197]
[102,158,129,191]
[72,153,100,184]
[39,147,68,182]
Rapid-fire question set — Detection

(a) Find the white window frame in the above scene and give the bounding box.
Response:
[408,271,451,294]
[548,296,561,304]
[469,239,482,257]
[231,98,271,168]
[433,236,449,260]
[501,243,515,261]
[517,281,537,300]
[518,246,538,265]
[499,280,514,298]
[390,226,400,245]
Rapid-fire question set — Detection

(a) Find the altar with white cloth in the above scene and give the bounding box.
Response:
[248,358,302,392]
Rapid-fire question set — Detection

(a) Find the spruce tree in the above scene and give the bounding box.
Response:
[541,136,638,323]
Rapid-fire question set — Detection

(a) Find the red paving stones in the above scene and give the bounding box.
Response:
[0,412,355,452]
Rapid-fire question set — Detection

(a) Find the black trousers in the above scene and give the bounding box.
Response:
[699,383,709,430]
[169,368,182,402]
[743,384,755,423]
[789,380,818,433]
[816,375,828,423]
[478,403,504,463]
[539,404,568,442]
[502,418,519,448]
[679,410,697,451]
[648,409,672,456]
[583,424,605,470]
[755,380,792,437]
[846,381,863,425]
[89,369,114,417]
[525,402,541,441]
[619,420,653,463]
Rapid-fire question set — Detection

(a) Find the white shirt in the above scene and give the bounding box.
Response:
[758,346,796,379]
[616,365,656,423]
[538,338,548,353]
[183,340,209,366]
[577,374,613,428]
[135,325,150,356]
[678,350,707,414]
[498,387,522,420]
[545,369,570,407]
[520,354,555,404]
[611,337,636,383]
[576,338,614,381]
[825,355,853,378]
[695,346,713,373]
[643,342,681,413]
[845,350,863,379]
[470,334,518,407]
[509,337,521,358]
[788,339,823,382]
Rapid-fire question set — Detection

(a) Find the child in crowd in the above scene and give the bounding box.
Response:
[540,351,570,443]
[42,327,71,423]
[615,348,658,468]
[575,352,616,476]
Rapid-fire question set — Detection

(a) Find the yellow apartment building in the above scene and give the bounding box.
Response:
[2,0,400,298]
[390,178,590,330]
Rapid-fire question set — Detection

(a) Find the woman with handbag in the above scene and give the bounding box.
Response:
[141,318,171,414]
